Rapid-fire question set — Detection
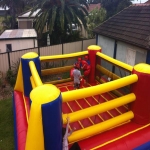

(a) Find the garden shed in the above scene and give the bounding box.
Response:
[0,29,37,53]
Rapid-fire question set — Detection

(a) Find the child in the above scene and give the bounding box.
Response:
[84,55,90,65]
[62,117,74,150]
[81,57,91,85]
[74,57,82,70]
[73,66,82,89]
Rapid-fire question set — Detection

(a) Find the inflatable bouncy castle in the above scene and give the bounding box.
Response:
[13,45,150,150]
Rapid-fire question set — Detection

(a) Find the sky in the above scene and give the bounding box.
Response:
[132,0,148,3]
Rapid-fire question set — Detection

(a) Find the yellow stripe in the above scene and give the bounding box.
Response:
[23,94,29,123]
[91,122,150,150]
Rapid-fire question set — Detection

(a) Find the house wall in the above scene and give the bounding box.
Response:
[18,21,33,29]
[0,39,37,53]
[115,41,147,77]
[18,18,33,29]
[97,35,115,71]
[116,41,147,65]
[97,35,147,77]
[0,10,7,16]
[97,35,115,56]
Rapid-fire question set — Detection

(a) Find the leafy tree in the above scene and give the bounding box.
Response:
[1,16,12,30]
[86,7,106,38]
[0,0,35,29]
[30,0,89,44]
[0,0,25,28]
[100,0,132,19]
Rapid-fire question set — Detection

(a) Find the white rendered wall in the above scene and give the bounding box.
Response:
[97,35,147,77]
[0,39,37,53]
[97,35,115,71]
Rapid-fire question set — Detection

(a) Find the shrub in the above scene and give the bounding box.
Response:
[6,69,16,87]
[6,59,20,87]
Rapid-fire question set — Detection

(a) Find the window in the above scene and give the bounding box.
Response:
[6,44,12,52]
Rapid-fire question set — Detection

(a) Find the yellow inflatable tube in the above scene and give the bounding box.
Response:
[30,76,36,89]
[96,52,133,72]
[63,93,135,124]
[68,111,134,143]
[29,61,43,87]
[40,51,88,61]
[62,74,138,102]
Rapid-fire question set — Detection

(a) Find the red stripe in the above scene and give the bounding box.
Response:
[14,91,28,150]
[24,95,30,118]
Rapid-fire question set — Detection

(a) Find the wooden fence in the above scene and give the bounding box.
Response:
[0,38,96,77]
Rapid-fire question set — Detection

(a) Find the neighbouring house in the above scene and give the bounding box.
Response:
[17,4,101,38]
[0,7,9,16]
[17,9,83,37]
[93,4,150,76]
[0,29,37,53]
[17,9,40,29]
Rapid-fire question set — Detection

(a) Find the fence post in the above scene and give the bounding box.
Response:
[62,42,64,54]
[38,46,40,56]
[82,39,83,51]
[7,51,11,69]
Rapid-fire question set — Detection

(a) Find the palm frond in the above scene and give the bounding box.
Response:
[48,5,57,34]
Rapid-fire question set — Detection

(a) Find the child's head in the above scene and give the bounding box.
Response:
[77,57,82,62]
[74,65,79,70]
[84,55,88,61]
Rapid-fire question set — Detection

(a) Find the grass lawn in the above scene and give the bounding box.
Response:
[0,98,14,150]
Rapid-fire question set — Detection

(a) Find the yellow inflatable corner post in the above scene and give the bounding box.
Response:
[25,84,62,150]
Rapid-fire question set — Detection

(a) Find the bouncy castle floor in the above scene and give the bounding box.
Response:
[57,81,128,131]
[56,81,150,150]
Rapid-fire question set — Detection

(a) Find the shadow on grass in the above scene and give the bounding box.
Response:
[0,98,14,150]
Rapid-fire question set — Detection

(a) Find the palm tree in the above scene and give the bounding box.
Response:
[30,0,89,44]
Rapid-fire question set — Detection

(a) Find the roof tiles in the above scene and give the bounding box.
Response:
[93,4,150,50]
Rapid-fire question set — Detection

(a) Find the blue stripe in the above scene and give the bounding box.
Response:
[42,94,62,150]
[21,56,41,97]
[134,141,150,150]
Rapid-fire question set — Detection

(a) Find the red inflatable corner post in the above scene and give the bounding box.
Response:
[130,63,150,125]
[87,45,101,84]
